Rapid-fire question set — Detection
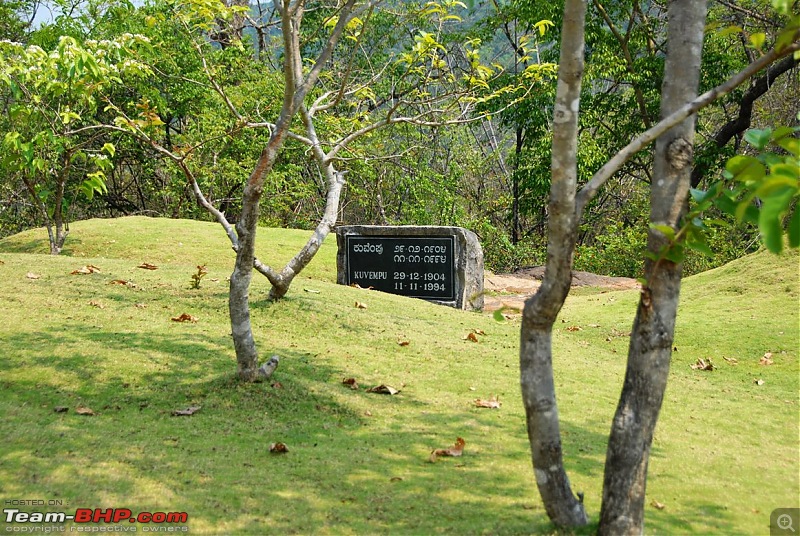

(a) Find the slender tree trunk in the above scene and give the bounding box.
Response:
[228,0,355,380]
[519,0,589,527]
[599,1,707,534]
[230,146,280,381]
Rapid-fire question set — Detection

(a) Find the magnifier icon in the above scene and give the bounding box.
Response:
[778,514,795,532]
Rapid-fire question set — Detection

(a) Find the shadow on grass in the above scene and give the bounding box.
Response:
[0,324,731,535]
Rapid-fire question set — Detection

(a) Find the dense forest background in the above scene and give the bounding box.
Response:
[1,0,797,275]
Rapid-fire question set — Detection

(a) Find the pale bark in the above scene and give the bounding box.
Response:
[598,1,707,534]
[519,0,589,527]
[229,0,356,381]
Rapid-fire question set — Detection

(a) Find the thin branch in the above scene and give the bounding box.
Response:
[575,41,800,215]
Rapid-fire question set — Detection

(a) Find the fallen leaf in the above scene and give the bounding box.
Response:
[171,313,197,323]
[722,356,738,365]
[137,262,158,270]
[342,378,359,390]
[354,301,367,309]
[650,500,666,510]
[135,303,147,309]
[474,395,501,409]
[75,405,95,416]
[397,339,410,347]
[303,288,320,294]
[172,406,201,416]
[690,358,714,371]
[754,378,765,386]
[473,328,486,336]
[430,437,466,462]
[364,410,372,417]
[566,326,582,332]
[269,442,288,454]
[70,265,101,275]
[0,259,5,265]
[26,272,41,280]
[464,332,479,342]
[759,352,774,366]
[271,382,283,389]
[589,323,601,328]
[367,384,400,395]
[109,279,138,288]
[88,300,105,309]
[53,406,69,413]
[389,477,403,482]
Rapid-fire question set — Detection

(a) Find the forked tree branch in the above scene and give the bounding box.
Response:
[575,40,800,216]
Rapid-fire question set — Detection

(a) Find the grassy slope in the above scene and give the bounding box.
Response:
[0,216,797,535]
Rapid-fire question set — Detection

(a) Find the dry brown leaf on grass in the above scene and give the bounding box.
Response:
[354,301,368,309]
[75,405,95,416]
[759,352,774,366]
[565,325,582,332]
[690,358,714,371]
[53,406,69,413]
[171,313,197,323]
[397,339,410,347]
[172,406,201,416]
[88,300,105,309]
[367,384,400,395]
[137,262,158,270]
[754,378,765,386]
[464,332,479,343]
[474,395,501,409]
[110,279,138,288]
[349,283,374,290]
[26,272,41,280]
[429,437,466,462]
[722,356,738,365]
[70,265,101,275]
[342,378,359,390]
[650,500,666,510]
[269,442,288,454]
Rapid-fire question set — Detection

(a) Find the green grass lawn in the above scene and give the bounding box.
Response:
[0,216,797,535]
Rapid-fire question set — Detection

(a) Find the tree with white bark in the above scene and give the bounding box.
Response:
[101,0,537,380]
[519,0,799,532]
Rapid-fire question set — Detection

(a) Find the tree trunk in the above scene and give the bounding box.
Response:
[598,1,707,534]
[228,0,355,380]
[230,147,276,381]
[519,0,589,527]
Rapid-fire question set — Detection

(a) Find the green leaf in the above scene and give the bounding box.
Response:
[758,189,795,253]
[726,155,766,184]
[788,206,800,248]
[651,224,676,241]
[493,310,505,322]
[744,129,772,151]
[689,188,708,202]
[771,0,791,16]
[748,32,766,50]
[687,236,714,257]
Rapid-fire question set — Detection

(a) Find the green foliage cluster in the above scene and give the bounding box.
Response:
[0,0,796,275]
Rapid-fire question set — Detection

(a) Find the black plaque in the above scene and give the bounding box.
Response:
[345,236,455,300]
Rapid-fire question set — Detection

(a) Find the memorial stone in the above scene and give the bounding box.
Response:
[336,225,483,310]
